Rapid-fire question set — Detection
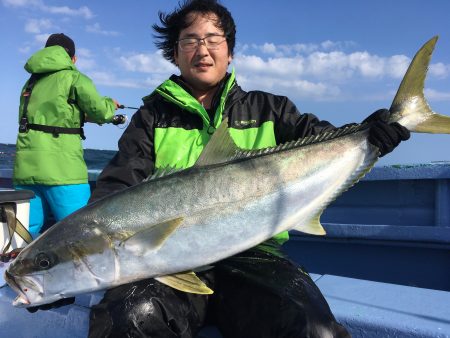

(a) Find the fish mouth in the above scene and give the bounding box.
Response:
[4,269,30,306]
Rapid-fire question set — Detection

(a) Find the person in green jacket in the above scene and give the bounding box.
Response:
[27,2,409,337]
[13,33,121,238]
[82,1,407,337]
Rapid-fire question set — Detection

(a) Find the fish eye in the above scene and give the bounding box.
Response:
[34,253,53,270]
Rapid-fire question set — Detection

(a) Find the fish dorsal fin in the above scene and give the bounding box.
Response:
[195,117,240,167]
[232,124,366,161]
[292,213,326,235]
[121,217,184,254]
[144,166,184,181]
[155,271,214,294]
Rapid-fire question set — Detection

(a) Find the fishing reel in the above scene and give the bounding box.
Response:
[112,104,139,126]
[111,114,127,125]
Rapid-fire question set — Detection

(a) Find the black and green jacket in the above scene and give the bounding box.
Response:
[91,71,335,242]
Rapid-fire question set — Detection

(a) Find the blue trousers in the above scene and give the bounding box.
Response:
[15,184,91,238]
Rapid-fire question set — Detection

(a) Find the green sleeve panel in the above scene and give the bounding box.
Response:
[154,127,210,169]
[73,73,116,124]
[228,121,276,149]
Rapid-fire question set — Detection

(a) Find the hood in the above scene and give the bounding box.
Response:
[24,45,76,74]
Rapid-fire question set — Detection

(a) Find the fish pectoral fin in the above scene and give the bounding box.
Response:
[155,272,214,295]
[122,217,184,253]
[292,214,326,235]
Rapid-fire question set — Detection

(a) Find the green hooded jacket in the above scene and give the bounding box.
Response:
[13,46,116,185]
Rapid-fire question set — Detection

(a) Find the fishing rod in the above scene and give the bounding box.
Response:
[118,104,139,110]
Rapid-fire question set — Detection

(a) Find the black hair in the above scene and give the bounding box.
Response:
[152,0,236,65]
[45,33,75,58]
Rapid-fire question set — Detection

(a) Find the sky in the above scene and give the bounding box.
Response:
[1,0,449,166]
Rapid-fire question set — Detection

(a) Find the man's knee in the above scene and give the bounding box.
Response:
[89,279,206,338]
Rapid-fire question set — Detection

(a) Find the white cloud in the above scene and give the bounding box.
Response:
[307,51,353,79]
[88,71,144,89]
[385,55,410,78]
[234,54,305,78]
[76,47,93,58]
[72,48,96,70]
[425,88,450,101]
[119,51,177,74]
[43,5,93,19]
[86,23,119,36]
[2,0,39,6]
[429,62,450,78]
[239,40,357,58]
[236,73,340,100]
[234,44,445,84]
[231,42,450,102]
[78,51,177,90]
[76,58,96,71]
[24,18,52,33]
[18,45,31,54]
[2,0,93,19]
[34,33,49,44]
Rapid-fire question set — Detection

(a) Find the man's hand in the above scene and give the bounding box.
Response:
[113,99,121,110]
[363,109,410,157]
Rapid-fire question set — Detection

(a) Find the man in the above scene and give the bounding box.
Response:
[87,1,409,337]
[13,33,122,238]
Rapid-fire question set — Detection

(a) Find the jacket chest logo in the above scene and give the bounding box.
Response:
[234,119,257,128]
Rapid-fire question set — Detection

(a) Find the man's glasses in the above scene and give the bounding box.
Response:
[177,35,227,52]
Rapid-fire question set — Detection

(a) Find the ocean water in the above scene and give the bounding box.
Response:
[0,143,116,171]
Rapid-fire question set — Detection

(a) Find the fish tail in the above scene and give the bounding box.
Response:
[390,36,450,134]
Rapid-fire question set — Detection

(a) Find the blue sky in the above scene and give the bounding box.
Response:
[1,0,449,166]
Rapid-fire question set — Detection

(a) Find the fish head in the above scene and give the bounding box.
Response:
[4,217,116,307]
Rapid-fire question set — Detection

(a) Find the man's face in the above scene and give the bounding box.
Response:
[174,12,232,92]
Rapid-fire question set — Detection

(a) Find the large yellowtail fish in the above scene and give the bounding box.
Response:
[5,36,450,307]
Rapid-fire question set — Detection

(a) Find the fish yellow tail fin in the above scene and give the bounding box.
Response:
[390,36,450,134]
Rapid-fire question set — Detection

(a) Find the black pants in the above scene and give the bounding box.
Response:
[89,246,350,338]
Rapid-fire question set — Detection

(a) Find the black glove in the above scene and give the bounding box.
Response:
[363,109,410,157]
[26,297,75,313]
